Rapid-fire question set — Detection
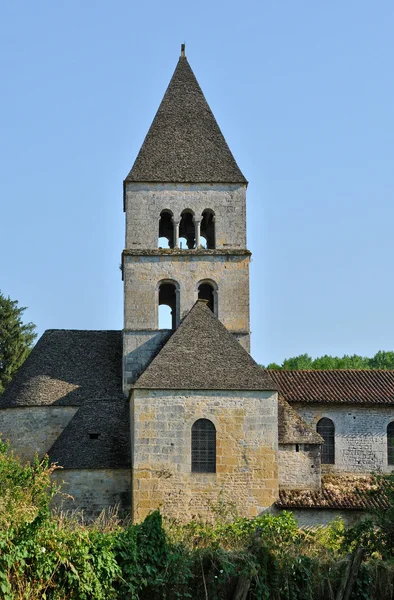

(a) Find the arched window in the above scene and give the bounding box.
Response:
[201,210,215,249]
[191,419,216,473]
[179,210,195,249]
[158,210,174,249]
[198,281,216,313]
[158,281,178,330]
[388,422,394,465]
[317,418,335,464]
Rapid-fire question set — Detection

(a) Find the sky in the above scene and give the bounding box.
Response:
[0,1,393,367]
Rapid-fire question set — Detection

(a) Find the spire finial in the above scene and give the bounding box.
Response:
[181,43,185,57]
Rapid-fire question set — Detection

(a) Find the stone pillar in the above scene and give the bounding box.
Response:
[194,218,202,248]
[172,218,180,248]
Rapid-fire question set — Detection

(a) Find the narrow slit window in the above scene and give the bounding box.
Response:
[388,422,394,465]
[192,419,216,473]
[317,417,335,464]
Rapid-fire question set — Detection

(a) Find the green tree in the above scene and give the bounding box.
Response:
[0,292,36,394]
[264,350,394,370]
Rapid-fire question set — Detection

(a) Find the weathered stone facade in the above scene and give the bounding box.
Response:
[278,443,321,490]
[294,403,394,474]
[131,389,278,522]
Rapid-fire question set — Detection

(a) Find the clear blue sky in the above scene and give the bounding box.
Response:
[1,1,393,366]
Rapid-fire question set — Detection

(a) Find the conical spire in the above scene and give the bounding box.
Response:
[125,48,247,184]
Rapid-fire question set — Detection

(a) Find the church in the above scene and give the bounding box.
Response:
[1,46,394,525]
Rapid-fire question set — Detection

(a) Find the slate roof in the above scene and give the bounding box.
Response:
[277,475,390,510]
[0,330,123,408]
[278,397,323,444]
[48,400,130,469]
[125,54,247,184]
[134,300,276,391]
[266,369,394,405]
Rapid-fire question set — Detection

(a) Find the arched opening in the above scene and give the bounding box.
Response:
[387,422,394,465]
[191,419,216,473]
[158,210,174,249]
[201,210,215,249]
[317,418,335,464]
[179,210,195,249]
[198,281,215,313]
[158,281,177,330]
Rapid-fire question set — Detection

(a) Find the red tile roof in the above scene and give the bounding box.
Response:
[276,475,390,510]
[266,369,394,405]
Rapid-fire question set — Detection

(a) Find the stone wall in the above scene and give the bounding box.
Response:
[131,389,278,522]
[0,407,77,462]
[52,469,131,517]
[294,403,394,473]
[272,506,364,527]
[278,443,321,490]
[124,183,247,250]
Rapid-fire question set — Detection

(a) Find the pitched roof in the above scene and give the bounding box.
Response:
[276,475,390,510]
[125,54,247,184]
[48,400,130,469]
[134,300,276,391]
[266,369,394,405]
[0,330,123,408]
[278,397,323,444]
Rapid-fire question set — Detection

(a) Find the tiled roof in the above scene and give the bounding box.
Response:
[277,475,391,510]
[0,330,123,407]
[48,400,130,469]
[278,397,323,444]
[266,369,394,405]
[125,54,247,184]
[134,300,276,391]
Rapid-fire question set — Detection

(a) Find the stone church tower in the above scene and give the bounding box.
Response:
[122,46,251,393]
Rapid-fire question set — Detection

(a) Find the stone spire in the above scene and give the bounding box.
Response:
[125,51,247,184]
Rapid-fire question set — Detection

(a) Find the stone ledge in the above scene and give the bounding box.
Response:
[122,248,251,257]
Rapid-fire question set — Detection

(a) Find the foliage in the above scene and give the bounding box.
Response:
[264,350,394,370]
[1,441,394,599]
[0,291,36,394]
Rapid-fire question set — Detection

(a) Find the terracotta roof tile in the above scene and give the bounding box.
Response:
[266,369,394,405]
[276,475,391,510]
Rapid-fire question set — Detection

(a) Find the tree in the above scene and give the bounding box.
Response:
[264,351,394,370]
[0,292,36,394]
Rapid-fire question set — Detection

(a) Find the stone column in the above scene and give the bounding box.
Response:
[194,218,202,248]
[172,218,180,248]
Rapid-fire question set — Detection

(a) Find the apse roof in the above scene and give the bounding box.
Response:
[133,300,276,391]
[125,51,247,184]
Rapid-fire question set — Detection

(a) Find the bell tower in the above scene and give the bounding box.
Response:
[122,46,251,393]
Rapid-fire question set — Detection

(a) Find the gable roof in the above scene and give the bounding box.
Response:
[278,397,323,444]
[48,400,130,469]
[266,369,394,405]
[0,330,123,408]
[125,54,247,184]
[133,300,276,391]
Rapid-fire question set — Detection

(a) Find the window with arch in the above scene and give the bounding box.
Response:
[179,210,195,249]
[198,281,216,314]
[158,210,174,249]
[201,209,215,249]
[191,419,216,473]
[158,281,178,330]
[388,422,394,465]
[317,418,335,464]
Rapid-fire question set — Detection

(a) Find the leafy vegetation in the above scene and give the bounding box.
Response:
[0,292,36,394]
[264,350,394,370]
[2,437,394,599]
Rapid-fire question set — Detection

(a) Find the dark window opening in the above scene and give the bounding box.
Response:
[89,433,100,440]
[192,419,216,473]
[198,282,215,313]
[296,444,300,452]
[159,282,177,329]
[201,210,215,249]
[159,210,174,249]
[179,211,195,249]
[388,422,394,465]
[317,417,335,464]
